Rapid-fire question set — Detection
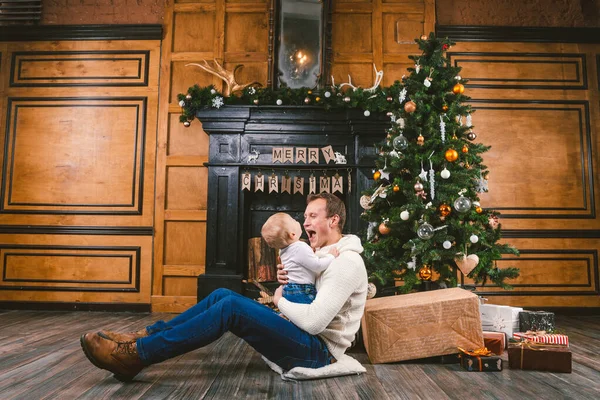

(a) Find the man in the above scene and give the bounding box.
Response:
[80,193,367,381]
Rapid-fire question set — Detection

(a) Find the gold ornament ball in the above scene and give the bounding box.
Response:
[442,104,449,112]
[453,83,465,94]
[445,148,459,162]
[439,204,452,217]
[475,206,483,214]
[462,144,469,153]
[315,96,321,102]
[307,90,313,95]
[373,171,381,181]
[404,101,417,113]
[417,134,425,146]
[393,184,400,192]
[378,222,391,235]
[420,35,428,40]
[418,265,433,281]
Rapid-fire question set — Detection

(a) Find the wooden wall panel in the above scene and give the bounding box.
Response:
[10,51,151,87]
[0,37,160,308]
[2,98,146,214]
[0,234,152,303]
[446,41,600,307]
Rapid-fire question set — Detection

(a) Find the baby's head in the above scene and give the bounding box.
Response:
[261,212,302,249]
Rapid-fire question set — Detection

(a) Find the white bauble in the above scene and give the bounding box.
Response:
[367,282,377,299]
[470,234,479,243]
[443,240,452,249]
[400,210,410,220]
[441,168,451,179]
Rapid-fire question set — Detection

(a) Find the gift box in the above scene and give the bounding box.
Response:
[483,337,503,355]
[480,304,522,337]
[513,332,569,346]
[519,310,555,332]
[483,331,506,350]
[507,342,571,373]
[458,348,502,372]
[361,287,484,364]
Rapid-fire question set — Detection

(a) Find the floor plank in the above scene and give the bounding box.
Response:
[0,311,597,399]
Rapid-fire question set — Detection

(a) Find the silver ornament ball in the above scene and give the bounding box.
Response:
[454,196,472,213]
[417,223,435,240]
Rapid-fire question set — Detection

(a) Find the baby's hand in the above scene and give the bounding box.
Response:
[328,247,340,257]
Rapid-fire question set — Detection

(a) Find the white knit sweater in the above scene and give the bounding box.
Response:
[277,234,368,360]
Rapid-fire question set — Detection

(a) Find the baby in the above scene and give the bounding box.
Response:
[261,212,339,304]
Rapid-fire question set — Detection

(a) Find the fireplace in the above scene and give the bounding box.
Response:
[196,106,388,300]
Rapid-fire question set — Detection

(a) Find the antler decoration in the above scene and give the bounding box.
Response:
[337,64,384,93]
[186,59,260,96]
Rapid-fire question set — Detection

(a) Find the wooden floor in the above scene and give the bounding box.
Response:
[0,311,598,400]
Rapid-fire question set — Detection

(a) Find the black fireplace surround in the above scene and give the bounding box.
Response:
[196,106,388,300]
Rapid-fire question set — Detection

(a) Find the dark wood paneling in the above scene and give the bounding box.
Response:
[437,25,600,43]
[0,24,163,42]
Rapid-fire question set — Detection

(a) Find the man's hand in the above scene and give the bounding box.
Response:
[277,263,288,285]
[273,285,283,306]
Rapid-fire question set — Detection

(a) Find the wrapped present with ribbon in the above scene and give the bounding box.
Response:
[513,331,569,346]
[362,288,484,363]
[483,331,506,352]
[458,347,502,372]
[480,304,523,337]
[519,310,555,332]
[507,341,571,373]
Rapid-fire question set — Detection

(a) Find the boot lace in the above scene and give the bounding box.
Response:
[115,341,138,355]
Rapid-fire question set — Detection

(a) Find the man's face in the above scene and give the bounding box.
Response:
[303,198,335,249]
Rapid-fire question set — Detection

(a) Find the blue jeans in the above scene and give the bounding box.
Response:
[136,288,332,371]
[283,283,317,304]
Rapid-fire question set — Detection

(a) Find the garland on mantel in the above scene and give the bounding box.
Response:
[177,80,407,126]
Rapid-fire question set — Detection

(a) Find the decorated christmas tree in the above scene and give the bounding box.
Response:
[360,33,519,294]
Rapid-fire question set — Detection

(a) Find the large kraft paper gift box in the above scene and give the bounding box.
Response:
[362,287,484,364]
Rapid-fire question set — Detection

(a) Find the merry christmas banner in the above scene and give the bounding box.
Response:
[241,171,348,195]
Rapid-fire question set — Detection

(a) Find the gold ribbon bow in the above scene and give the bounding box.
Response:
[457,347,493,357]
[457,347,494,371]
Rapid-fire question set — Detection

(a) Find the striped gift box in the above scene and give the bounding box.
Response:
[513,332,569,346]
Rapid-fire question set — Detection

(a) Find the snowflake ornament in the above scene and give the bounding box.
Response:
[399,88,407,103]
[212,96,224,109]
[476,176,489,192]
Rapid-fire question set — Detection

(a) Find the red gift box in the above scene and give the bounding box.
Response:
[513,331,569,346]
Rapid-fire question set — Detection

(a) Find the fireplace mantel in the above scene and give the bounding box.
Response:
[196,106,389,300]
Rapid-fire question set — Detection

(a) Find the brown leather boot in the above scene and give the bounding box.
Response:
[80,332,145,382]
[98,328,149,343]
